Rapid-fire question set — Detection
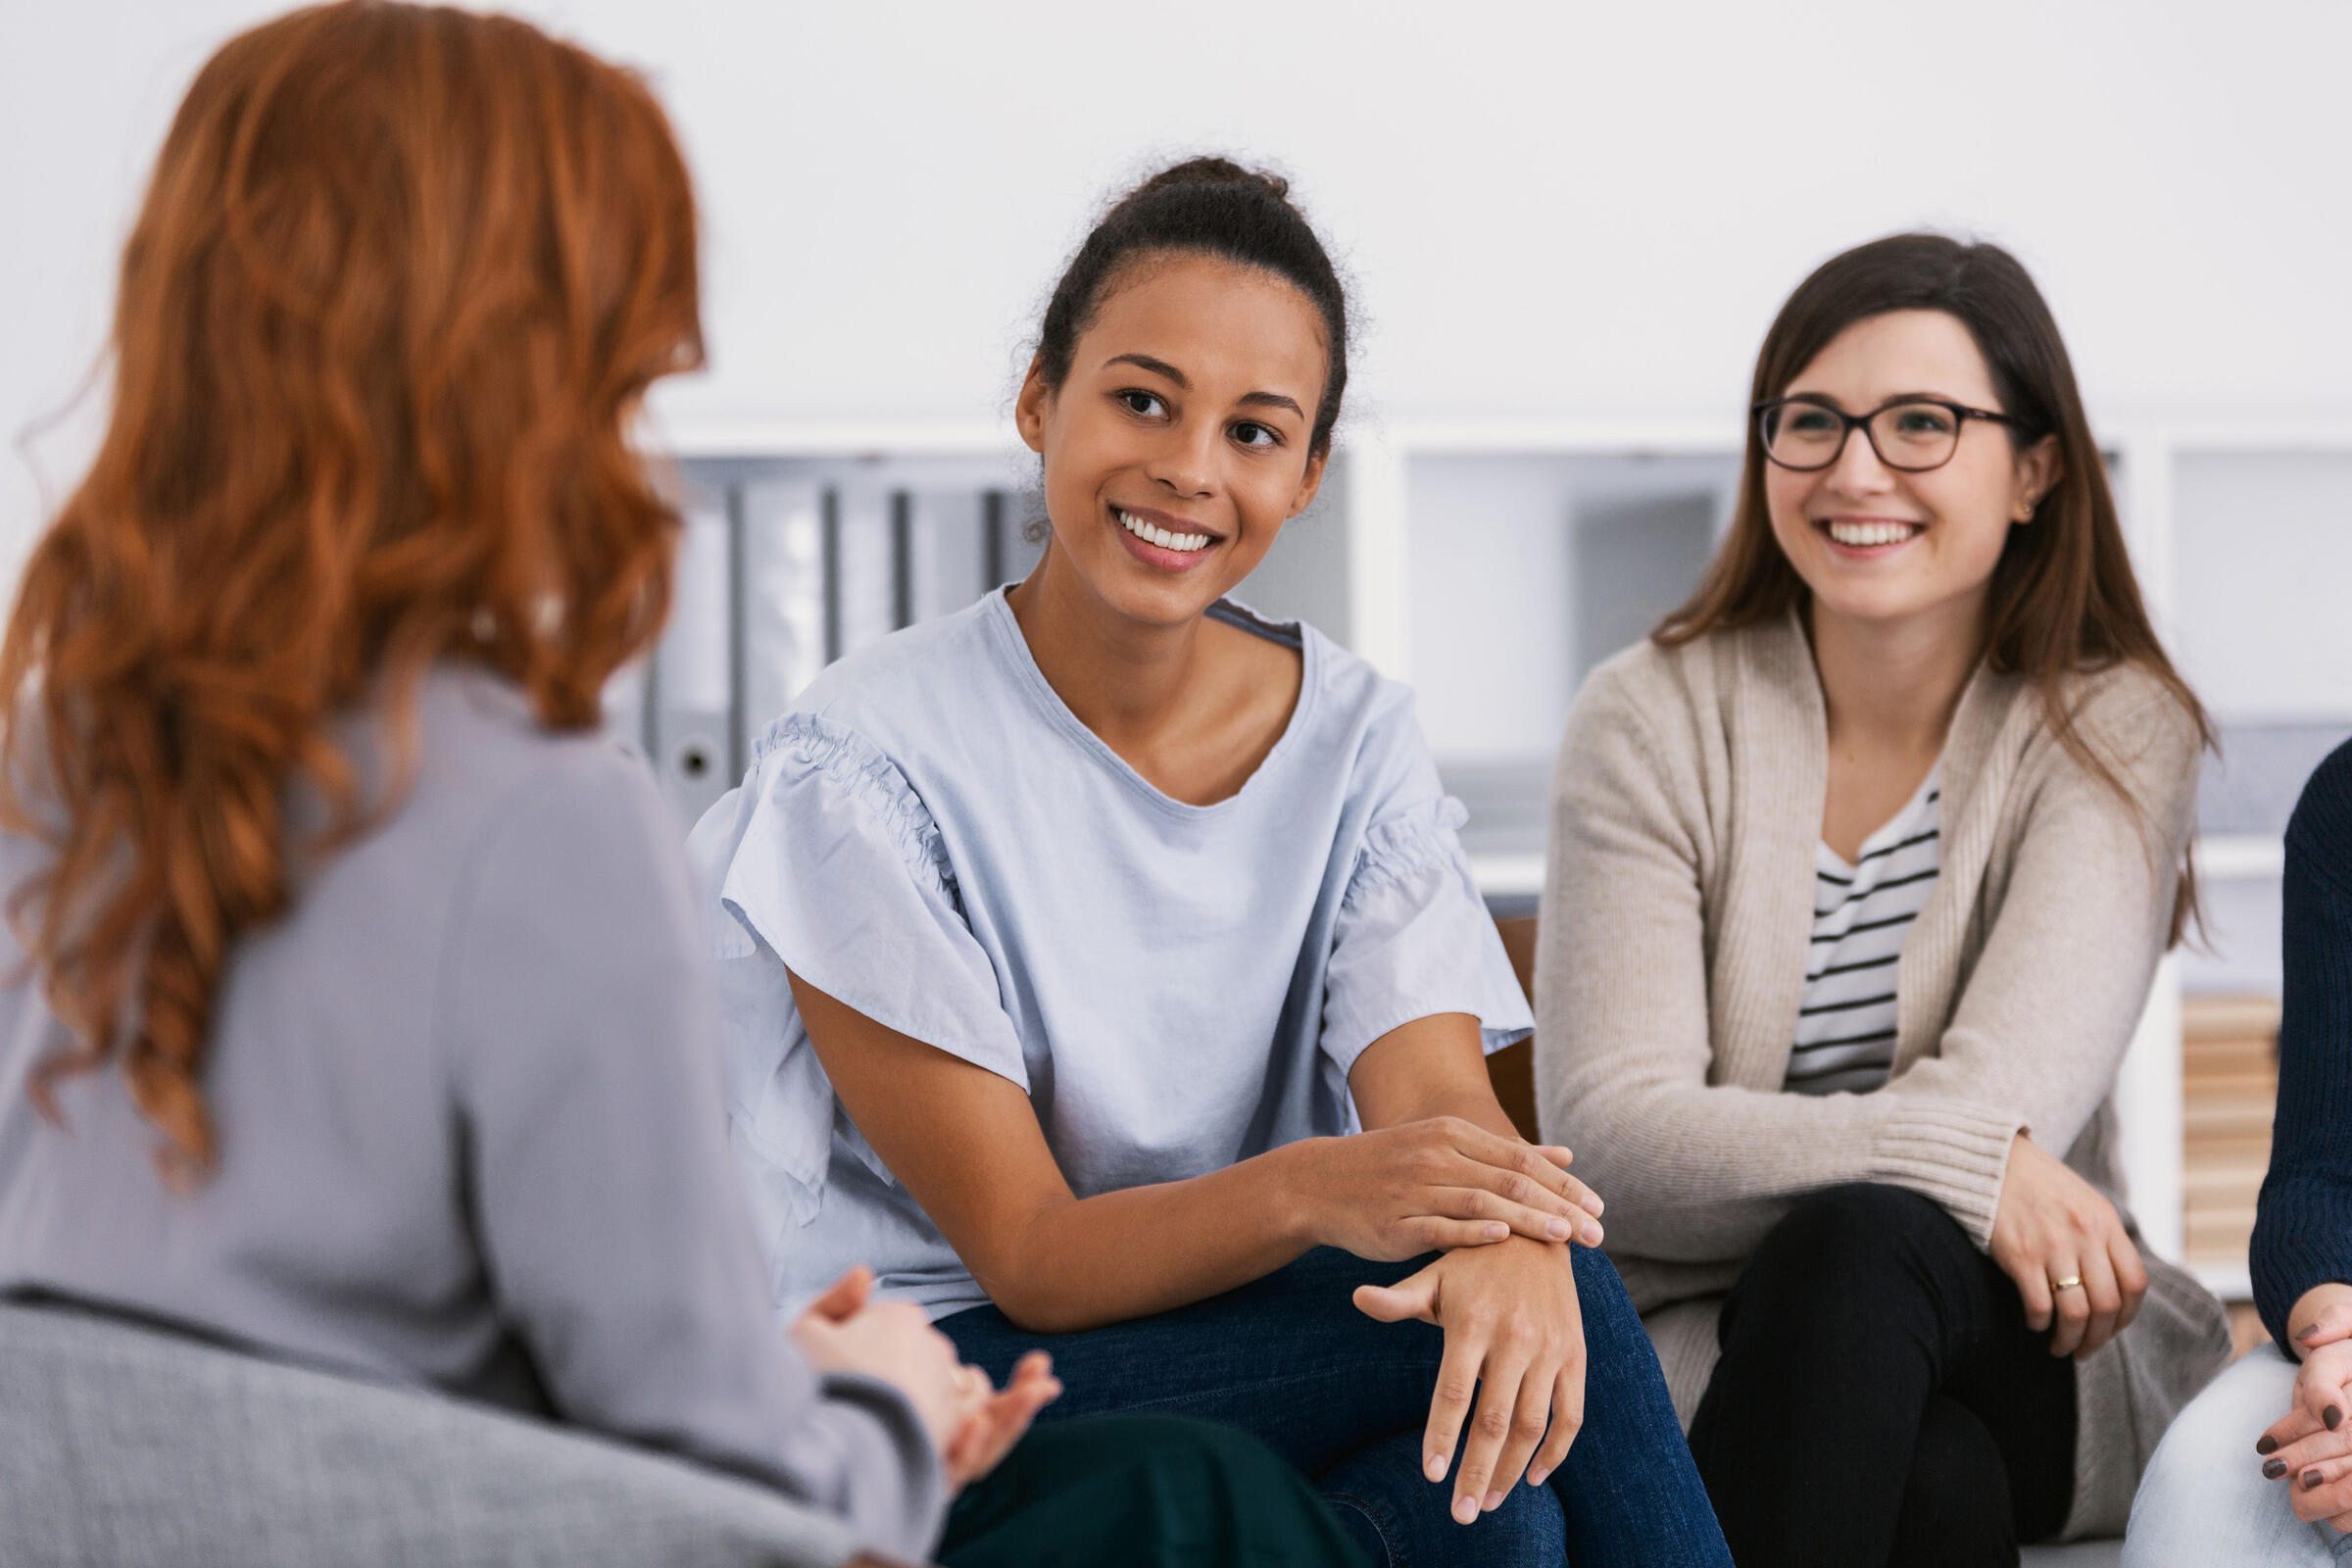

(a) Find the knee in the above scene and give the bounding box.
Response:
[2125,1349,2316,1567]
[1750,1183,1955,1289]
[1569,1243,1650,1354]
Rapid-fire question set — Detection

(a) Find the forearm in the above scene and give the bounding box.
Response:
[1349,1011,1525,1145]
[1369,1079,1522,1144]
[978,1141,1323,1333]
[1545,1031,2022,1259]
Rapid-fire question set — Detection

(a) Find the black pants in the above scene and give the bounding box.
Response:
[1687,1183,2077,1568]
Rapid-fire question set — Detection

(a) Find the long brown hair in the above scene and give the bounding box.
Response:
[0,1,703,1181]
[1657,233,2208,941]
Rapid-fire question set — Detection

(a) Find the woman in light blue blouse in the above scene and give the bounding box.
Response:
[691,157,1727,1567]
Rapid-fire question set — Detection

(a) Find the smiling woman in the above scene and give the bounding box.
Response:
[687,158,1731,1567]
[1538,234,2234,1566]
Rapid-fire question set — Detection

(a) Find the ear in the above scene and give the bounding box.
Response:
[1015,357,1053,456]
[1287,446,1331,518]
[2012,433,2062,523]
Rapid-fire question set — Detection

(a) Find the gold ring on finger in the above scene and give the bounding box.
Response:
[2050,1275,2082,1292]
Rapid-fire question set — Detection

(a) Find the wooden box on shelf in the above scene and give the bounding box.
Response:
[2182,993,2279,1353]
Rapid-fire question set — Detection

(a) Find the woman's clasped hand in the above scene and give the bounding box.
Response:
[1988,1131,2150,1360]
[1293,1114,1605,1258]
[792,1265,1061,1489]
[2256,1288,2352,1531]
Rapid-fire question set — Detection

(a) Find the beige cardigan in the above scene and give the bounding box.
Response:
[1534,612,2231,1541]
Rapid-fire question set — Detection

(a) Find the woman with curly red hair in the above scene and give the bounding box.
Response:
[0,5,1367,1562]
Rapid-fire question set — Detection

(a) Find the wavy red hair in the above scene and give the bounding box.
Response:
[0,0,702,1182]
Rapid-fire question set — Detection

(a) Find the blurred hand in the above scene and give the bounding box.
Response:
[1989,1134,2146,1360]
[792,1266,975,1457]
[943,1351,1060,1487]
[791,1266,1060,1490]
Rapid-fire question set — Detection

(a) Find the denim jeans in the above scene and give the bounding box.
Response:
[941,1245,1730,1568]
[2123,1345,2352,1566]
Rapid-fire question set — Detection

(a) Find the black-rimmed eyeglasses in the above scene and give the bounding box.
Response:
[1753,396,2023,473]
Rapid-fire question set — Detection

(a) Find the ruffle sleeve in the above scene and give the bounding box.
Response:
[685,712,1025,1240]
[1319,794,1535,1077]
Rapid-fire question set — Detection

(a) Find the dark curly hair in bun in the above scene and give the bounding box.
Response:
[1035,157,1349,458]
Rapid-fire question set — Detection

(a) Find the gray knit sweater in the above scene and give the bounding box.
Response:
[1535,612,2231,1540]
[0,669,945,1558]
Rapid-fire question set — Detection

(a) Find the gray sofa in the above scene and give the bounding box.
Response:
[0,1296,2131,1568]
[0,1299,880,1568]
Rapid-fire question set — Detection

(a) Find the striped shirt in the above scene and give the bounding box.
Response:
[1786,765,1941,1096]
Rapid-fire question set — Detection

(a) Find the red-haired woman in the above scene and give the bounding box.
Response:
[1535,235,2233,1566]
[0,6,1365,1563]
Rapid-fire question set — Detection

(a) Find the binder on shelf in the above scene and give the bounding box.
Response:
[638,460,1045,828]
[648,488,740,827]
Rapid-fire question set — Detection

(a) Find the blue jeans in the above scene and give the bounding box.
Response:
[941,1246,1730,1568]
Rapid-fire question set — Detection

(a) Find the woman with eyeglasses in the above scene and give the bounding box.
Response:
[1532,233,2232,1566]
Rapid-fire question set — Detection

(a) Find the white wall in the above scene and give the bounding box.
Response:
[7,0,2352,574]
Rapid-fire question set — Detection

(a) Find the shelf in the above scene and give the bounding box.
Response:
[652,415,1020,462]
[2192,1261,2253,1303]
[2197,834,2286,881]
[1470,853,1547,900]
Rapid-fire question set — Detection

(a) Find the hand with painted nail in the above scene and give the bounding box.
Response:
[1351,1236,1586,1525]
[2258,1284,2352,1521]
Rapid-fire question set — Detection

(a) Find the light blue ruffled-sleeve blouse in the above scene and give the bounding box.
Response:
[686,590,1533,1321]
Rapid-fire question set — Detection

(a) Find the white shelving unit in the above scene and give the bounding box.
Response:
[646,415,2352,1277]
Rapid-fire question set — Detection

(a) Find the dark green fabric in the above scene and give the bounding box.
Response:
[939,1414,1372,1568]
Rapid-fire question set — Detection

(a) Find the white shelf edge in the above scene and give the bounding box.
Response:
[650,416,1022,460]
[2191,1261,2253,1303]
[2104,420,2352,454]
[2198,834,2286,881]
[1382,416,1741,455]
[1470,853,1548,900]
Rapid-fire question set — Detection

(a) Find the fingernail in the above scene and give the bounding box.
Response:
[1485,1222,1509,1241]
[1586,1195,1605,1215]
[1546,1218,1570,1239]
[2328,1406,2343,1432]
[2301,1324,2324,1344]
[1583,1223,1604,1246]
[2260,1435,2279,1455]
[2267,1458,2288,1479]
[1453,1494,1478,1524]
[2304,1469,2325,1491]
[1425,1452,1446,1482]
[1527,1467,1550,1488]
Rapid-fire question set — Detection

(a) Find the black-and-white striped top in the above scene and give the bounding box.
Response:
[1786,766,1941,1096]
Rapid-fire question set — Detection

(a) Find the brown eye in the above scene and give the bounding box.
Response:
[1231,421,1277,449]
[1117,389,1166,417]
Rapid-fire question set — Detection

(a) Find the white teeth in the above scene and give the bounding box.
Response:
[1827,520,1920,549]
[1116,508,1210,553]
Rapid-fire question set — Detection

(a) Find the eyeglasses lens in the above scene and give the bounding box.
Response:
[1868,402,1960,471]
[1762,404,1845,469]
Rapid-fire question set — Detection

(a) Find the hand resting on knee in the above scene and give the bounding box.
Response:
[2257,1285,2352,1533]
[1989,1132,2148,1359]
